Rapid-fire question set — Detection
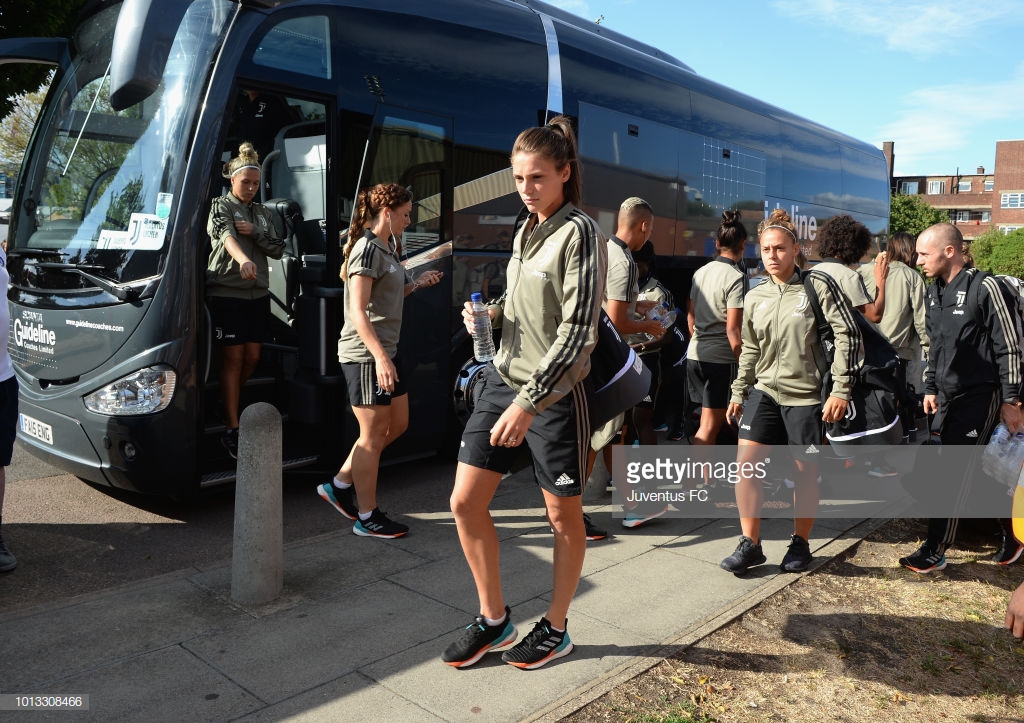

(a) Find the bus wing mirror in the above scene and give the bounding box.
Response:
[109,0,192,111]
[0,37,69,66]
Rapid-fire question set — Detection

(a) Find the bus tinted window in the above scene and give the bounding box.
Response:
[253,16,332,80]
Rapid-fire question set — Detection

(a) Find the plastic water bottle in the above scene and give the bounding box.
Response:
[982,423,1024,492]
[644,302,677,340]
[470,292,495,362]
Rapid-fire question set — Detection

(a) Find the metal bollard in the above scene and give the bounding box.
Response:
[231,402,283,606]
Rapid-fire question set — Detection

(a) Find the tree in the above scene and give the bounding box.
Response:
[0,75,50,178]
[889,193,947,236]
[966,227,1024,278]
[0,0,84,119]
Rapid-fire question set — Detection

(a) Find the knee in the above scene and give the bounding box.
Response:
[450,490,486,521]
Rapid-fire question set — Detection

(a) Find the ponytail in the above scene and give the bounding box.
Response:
[511,115,582,207]
[341,183,412,281]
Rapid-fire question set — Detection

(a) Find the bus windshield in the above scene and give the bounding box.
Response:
[11,0,233,287]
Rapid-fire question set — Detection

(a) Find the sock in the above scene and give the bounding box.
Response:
[332,476,352,490]
[358,510,373,521]
[549,620,565,633]
[483,612,507,627]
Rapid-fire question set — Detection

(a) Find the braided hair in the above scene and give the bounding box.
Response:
[341,183,412,281]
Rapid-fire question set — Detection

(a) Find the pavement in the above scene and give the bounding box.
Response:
[0,447,911,722]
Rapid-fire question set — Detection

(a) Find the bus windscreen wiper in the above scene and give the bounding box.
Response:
[35,261,140,301]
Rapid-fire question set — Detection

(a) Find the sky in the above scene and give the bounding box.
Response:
[545,0,1024,178]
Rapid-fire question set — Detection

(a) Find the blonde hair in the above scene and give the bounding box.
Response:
[511,115,581,207]
[341,183,413,281]
[222,142,260,179]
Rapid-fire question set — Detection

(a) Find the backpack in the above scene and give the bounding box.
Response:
[801,270,905,453]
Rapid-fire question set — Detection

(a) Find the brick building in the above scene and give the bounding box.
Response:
[885,139,1024,240]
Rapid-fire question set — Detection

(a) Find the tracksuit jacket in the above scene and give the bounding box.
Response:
[488,203,607,415]
[923,266,1022,402]
[206,193,285,299]
[730,269,863,407]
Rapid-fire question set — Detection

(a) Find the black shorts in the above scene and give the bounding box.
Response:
[637,352,662,407]
[340,355,408,406]
[458,365,590,497]
[686,359,737,410]
[0,377,17,466]
[208,295,270,345]
[737,388,824,461]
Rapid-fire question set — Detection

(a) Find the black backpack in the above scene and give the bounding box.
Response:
[802,270,905,453]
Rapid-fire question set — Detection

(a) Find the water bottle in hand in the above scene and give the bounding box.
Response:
[470,292,495,362]
[982,423,1024,492]
[644,302,676,339]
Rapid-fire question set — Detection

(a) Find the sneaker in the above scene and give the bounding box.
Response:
[652,422,669,432]
[867,461,899,478]
[442,606,517,668]
[0,536,16,572]
[583,512,607,541]
[621,503,669,529]
[317,482,358,520]
[667,428,684,442]
[221,428,238,459]
[353,508,409,538]
[899,543,947,573]
[501,617,573,669]
[993,535,1024,565]
[720,536,766,574]
[780,534,813,572]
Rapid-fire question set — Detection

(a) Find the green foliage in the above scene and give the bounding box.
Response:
[889,193,947,235]
[0,0,84,118]
[967,227,1024,277]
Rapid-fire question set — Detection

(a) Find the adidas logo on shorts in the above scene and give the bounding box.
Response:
[805,444,819,454]
[554,473,575,487]
[966,429,978,438]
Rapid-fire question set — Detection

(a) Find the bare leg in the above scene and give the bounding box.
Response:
[336,394,409,484]
[348,404,394,514]
[735,439,770,542]
[543,489,586,626]
[791,458,819,540]
[450,463,506,619]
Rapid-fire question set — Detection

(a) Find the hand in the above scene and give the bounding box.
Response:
[821,395,849,423]
[374,354,398,393]
[644,319,666,339]
[1007,580,1024,639]
[1001,402,1024,434]
[239,260,257,280]
[635,299,658,315]
[874,251,889,284]
[923,394,938,415]
[490,403,534,448]
[234,219,254,236]
[462,300,492,336]
[414,270,443,289]
[726,402,744,426]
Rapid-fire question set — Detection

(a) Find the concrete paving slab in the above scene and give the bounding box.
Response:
[244,671,444,722]
[1,576,247,691]
[361,596,659,723]
[184,579,466,705]
[33,645,263,723]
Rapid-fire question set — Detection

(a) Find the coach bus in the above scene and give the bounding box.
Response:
[0,0,889,496]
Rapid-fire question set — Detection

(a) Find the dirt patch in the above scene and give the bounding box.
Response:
[564,519,1024,723]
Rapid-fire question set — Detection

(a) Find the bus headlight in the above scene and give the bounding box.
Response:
[83,366,177,415]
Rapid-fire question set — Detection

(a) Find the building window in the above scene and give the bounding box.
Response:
[983,211,991,222]
[985,179,994,192]
[1002,192,1024,208]
[899,181,918,195]
[1003,226,1020,235]
[955,210,970,222]
[958,180,971,192]
[928,180,946,194]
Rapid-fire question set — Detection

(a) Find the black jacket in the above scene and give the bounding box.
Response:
[924,266,1022,402]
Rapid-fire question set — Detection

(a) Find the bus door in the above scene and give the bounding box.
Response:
[351,106,453,460]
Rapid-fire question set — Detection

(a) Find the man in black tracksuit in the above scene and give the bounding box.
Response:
[899,223,1023,572]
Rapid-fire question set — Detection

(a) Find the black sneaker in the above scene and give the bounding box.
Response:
[993,534,1024,565]
[442,606,517,668]
[501,617,573,669]
[0,535,16,573]
[583,512,607,541]
[719,536,766,574]
[899,543,947,573]
[666,427,684,442]
[353,508,409,538]
[221,428,238,459]
[780,534,812,572]
[317,482,358,520]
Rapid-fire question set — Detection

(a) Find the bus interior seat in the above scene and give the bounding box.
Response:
[265,197,302,328]
[268,121,326,222]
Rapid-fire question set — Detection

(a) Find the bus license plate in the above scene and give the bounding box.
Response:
[19,414,54,445]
